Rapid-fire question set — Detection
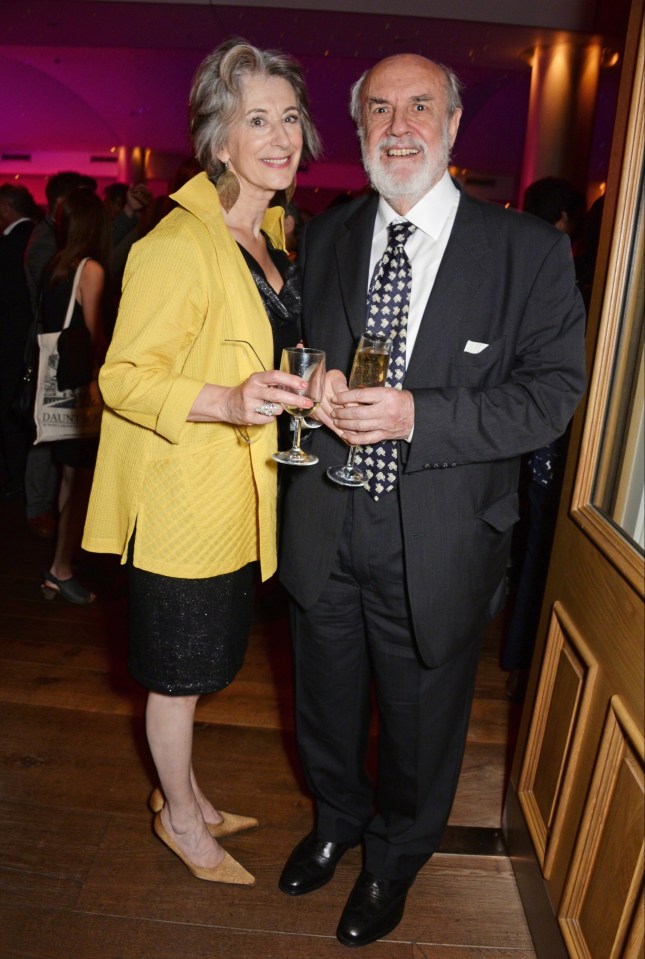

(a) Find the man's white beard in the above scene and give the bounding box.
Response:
[361,132,450,207]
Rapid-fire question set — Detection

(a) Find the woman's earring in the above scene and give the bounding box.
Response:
[285,178,297,203]
[215,163,240,212]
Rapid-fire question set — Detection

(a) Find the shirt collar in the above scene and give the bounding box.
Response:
[374,170,460,241]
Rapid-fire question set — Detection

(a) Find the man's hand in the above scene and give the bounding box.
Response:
[311,369,348,436]
[330,386,414,445]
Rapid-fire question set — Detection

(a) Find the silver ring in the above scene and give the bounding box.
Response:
[255,401,280,417]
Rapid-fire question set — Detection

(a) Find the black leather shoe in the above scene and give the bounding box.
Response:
[279,832,357,896]
[336,871,414,947]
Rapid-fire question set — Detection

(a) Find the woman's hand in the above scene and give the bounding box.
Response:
[187,370,313,425]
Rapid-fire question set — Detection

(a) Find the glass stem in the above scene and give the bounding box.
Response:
[346,445,357,467]
[293,416,303,452]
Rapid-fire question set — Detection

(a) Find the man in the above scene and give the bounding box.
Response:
[0,184,37,497]
[105,181,153,285]
[278,54,586,948]
[523,175,586,239]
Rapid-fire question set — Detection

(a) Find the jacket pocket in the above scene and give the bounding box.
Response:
[452,335,507,387]
[477,489,520,532]
[453,335,506,366]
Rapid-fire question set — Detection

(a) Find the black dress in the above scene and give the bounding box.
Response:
[127,240,301,697]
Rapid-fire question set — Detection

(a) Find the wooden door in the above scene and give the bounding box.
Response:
[505,6,645,958]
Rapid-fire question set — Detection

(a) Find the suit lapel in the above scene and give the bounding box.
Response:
[406,191,491,384]
[329,190,493,378]
[335,194,378,341]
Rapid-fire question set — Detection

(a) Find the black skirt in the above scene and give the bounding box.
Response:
[127,560,256,696]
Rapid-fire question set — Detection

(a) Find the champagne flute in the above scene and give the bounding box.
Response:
[326,332,392,486]
[272,348,326,466]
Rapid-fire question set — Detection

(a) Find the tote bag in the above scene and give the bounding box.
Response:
[33,258,103,445]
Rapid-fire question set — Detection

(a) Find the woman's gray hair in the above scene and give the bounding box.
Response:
[349,60,463,132]
[190,38,322,179]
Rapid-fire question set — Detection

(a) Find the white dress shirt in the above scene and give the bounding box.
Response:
[368,170,461,367]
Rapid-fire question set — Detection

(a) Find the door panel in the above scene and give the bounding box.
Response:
[518,603,598,876]
[559,698,643,959]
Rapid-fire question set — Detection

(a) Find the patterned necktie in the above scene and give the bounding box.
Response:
[355,219,416,500]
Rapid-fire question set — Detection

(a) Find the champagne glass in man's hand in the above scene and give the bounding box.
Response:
[326,332,392,486]
[272,347,326,466]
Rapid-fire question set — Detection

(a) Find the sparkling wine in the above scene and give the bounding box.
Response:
[326,333,391,486]
[283,399,321,418]
[348,347,390,389]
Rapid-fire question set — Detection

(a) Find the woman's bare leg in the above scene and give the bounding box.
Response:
[146,691,224,868]
[189,766,224,825]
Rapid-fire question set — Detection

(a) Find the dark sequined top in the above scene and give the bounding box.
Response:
[237,236,301,367]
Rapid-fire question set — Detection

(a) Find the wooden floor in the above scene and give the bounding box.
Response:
[0,495,536,958]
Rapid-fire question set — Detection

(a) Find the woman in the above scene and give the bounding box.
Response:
[41,187,109,604]
[82,39,320,885]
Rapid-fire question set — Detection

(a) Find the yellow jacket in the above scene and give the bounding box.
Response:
[82,173,284,580]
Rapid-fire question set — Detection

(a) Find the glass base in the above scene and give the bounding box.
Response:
[273,449,319,466]
[326,464,366,487]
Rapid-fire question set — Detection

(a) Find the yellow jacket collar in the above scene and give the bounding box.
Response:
[170,172,286,251]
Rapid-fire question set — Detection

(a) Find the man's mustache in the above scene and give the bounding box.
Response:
[374,137,427,156]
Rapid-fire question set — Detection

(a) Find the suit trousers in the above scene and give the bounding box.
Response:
[289,487,482,880]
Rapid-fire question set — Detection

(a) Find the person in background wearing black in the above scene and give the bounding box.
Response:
[501,176,587,701]
[39,188,109,604]
[0,183,39,498]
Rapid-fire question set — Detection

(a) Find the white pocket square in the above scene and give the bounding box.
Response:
[464,340,489,354]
